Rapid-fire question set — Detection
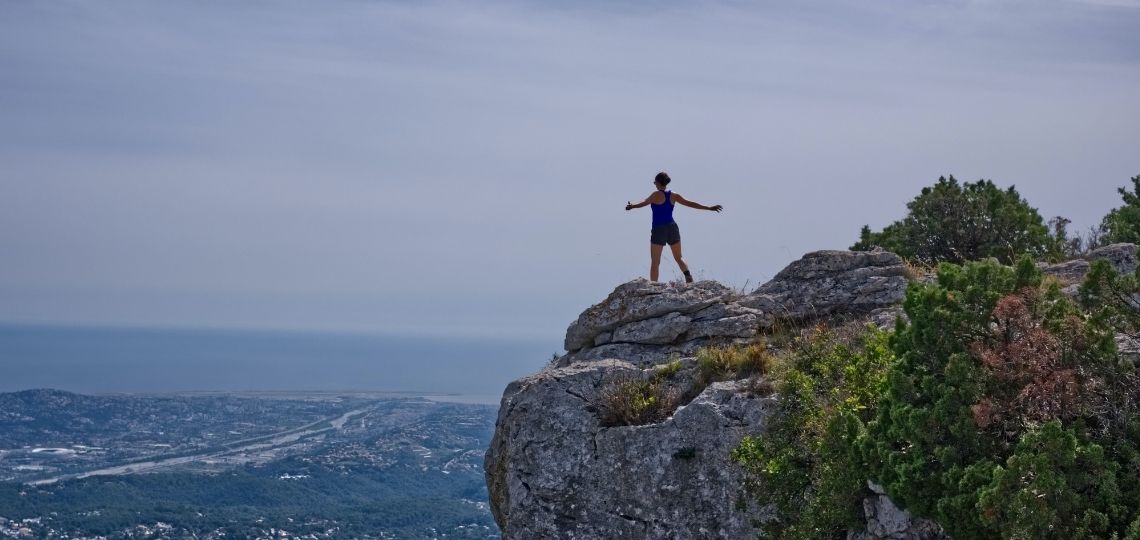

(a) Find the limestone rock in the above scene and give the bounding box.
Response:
[867,307,905,330]
[485,358,773,539]
[1043,259,1091,286]
[560,342,690,366]
[593,331,613,347]
[611,311,692,345]
[1090,243,1139,275]
[561,251,911,368]
[564,280,734,352]
[687,304,767,340]
[555,338,749,369]
[1117,333,1140,364]
[739,250,909,320]
[848,482,948,540]
[1042,243,1138,286]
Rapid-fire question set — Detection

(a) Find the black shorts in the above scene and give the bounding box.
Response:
[650,222,681,246]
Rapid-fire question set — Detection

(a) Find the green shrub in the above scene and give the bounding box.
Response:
[732,326,894,539]
[852,176,1053,264]
[1080,259,1140,339]
[727,253,1140,538]
[977,422,1122,540]
[1100,175,1140,245]
[656,358,684,379]
[1128,515,1140,540]
[857,256,1139,539]
[600,345,772,427]
[1046,215,1096,261]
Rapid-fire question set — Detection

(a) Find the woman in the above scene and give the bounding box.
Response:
[625,172,723,283]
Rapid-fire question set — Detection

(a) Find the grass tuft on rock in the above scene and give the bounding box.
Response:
[696,342,773,384]
[597,375,679,427]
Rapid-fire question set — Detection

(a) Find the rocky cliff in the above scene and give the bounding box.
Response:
[485,245,1138,539]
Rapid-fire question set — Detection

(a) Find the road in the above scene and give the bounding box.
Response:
[27,406,371,486]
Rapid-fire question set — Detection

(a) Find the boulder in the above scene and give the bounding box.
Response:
[564,280,734,352]
[485,358,774,539]
[1090,243,1139,275]
[611,311,692,345]
[1041,243,1138,286]
[686,304,768,340]
[1116,333,1140,364]
[848,482,948,540]
[739,250,909,319]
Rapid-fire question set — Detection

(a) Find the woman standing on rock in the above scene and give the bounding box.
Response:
[625,172,723,283]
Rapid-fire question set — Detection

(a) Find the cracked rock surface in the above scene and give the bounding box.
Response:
[738,250,910,318]
[486,360,775,539]
[555,250,908,369]
[847,483,948,540]
[563,280,737,353]
[487,250,927,539]
[1041,242,1138,295]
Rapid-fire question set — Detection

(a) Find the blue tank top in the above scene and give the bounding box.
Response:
[651,191,675,227]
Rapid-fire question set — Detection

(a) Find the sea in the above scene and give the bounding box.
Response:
[0,323,559,404]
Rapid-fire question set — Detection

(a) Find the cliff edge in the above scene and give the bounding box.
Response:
[485,245,1137,539]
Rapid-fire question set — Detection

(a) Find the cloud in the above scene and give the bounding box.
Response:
[1072,0,1140,8]
[1,0,1138,337]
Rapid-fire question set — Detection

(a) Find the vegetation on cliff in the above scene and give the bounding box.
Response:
[852,174,1140,264]
[597,369,681,427]
[739,176,1140,539]
[851,176,1053,264]
[736,257,1140,539]
[1100,176,1140,245]
[866,258,1138,539]
[732,326,893,538]
[597,343,776,428]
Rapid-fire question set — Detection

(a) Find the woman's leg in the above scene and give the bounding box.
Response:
[650,244,664,282]
[669,242,690,274]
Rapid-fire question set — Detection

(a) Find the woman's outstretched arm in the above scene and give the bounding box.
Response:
[626,191,665,211]
[672,193,723,212]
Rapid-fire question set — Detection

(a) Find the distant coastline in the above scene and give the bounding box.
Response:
[1,388,504,406]
[0,323,553,399]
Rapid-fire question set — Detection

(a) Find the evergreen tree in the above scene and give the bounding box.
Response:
[1099,175,1140,244]
[858,257,1137,538]
[852,176,1052,264]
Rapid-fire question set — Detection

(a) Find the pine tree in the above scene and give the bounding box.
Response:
[1099,175,1140,244]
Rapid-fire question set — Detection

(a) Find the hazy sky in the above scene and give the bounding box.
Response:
[2,0,1138,341]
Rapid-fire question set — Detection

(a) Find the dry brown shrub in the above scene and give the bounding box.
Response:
[901,257,937,281]
[969,288,1090,436]
[597,374,680,427]
[697,342,774,384]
